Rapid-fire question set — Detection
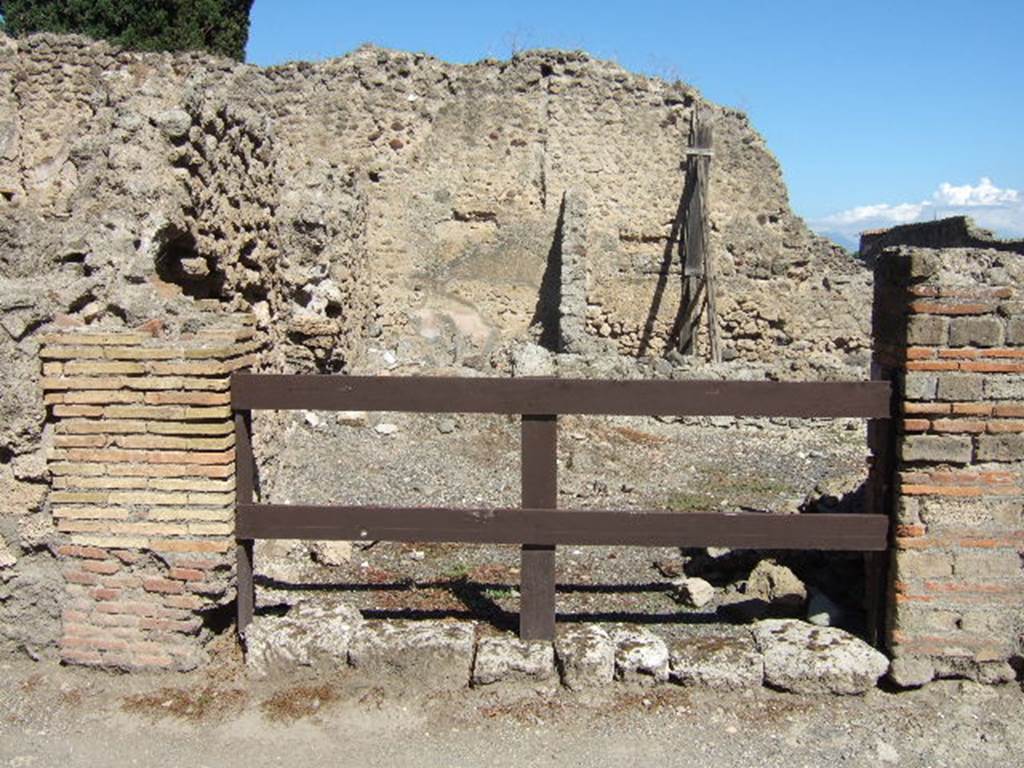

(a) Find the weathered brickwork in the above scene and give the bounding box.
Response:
[874,246,1024,684]
[41,320,257,670]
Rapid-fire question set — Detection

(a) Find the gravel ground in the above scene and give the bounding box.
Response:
[1,655,1021,768]
[251,411,872,636]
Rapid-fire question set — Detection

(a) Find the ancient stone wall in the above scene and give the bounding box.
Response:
[873,245,1024,685]
[40,319,255,669]
[861,216,1024,262]
[0,32,888,660]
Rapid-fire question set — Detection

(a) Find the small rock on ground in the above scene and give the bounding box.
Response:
[672,576,716,608]
[745,560,807,616]
[888,656,935,688]
[511,342,556,377]
[338,410,368,426]
[308,540,352,566]
[806,588,843,627]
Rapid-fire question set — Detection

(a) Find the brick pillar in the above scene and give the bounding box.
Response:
[40,321,257,670]
[873,246,1024,685]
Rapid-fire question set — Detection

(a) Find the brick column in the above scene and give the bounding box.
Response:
[873,246,1024,685]
[40,321,257,670]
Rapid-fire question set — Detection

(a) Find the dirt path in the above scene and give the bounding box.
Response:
[1,658,1020,768]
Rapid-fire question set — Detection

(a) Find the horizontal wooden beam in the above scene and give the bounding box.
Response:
[230,374,892,418]
[237,504,889,551]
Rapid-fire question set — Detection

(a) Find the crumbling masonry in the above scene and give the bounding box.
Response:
[0,33,1021,684]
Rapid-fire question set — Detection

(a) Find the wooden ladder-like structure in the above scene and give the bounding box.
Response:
[677,109,722,362]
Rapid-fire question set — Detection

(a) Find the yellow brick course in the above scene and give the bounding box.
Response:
[53,476,149,490]
[49,462,108,477]
[107,491,192,506]
[147,507,233,522]
[112,434,234,451]
[52,405,104,418]
[42,376,125,391]
[63,361,146,375]
[39,332,150,346]
[58,420,147,434]
[54,435,108,449]
[52,506,133,520]
[188,523,233,536]
[147,477,234,493]
[143,391,231,406]
[39,345,107,360]
[63,390,144,405]
[147,421,234,436]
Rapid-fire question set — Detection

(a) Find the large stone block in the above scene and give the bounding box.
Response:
[472,635,557,689]
[896,551,954,580]
[901,435,973,464]
[669,631,764,689]
[903,372,938,400]
[984,376,1024,400]
[888,655,934,688]
[976,434,1024,462]
[348,620,476,691]
[554,625,616,691]
[935,373,984,401]
[954,550,1022,579]
[245,602,364,677]
[949,316,1004,347]
[609,625,669,684]
[1007,317,1024,345]
[907,315,948,346]
[753,619,889,695]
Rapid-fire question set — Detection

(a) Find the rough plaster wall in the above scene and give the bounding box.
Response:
[0,35,372,654]
[0,34,871,655]
[251,47,870,372]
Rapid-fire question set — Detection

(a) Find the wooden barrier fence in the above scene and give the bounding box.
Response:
[232,374,896,641]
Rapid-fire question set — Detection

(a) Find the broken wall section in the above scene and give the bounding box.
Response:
[41,320,257,670]
[873,245,1024,685]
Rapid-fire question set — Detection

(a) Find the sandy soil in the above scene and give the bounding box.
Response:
[1,653,1021,768]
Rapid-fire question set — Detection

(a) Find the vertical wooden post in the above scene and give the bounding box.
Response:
[520,414,557,641]
[235,409,255,638]
[679,109,720,362]
[863,364,897,648]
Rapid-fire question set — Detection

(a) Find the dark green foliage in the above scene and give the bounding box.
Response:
[0,0,254,61]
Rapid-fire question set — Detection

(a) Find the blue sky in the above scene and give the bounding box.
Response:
[247,1,1024,247]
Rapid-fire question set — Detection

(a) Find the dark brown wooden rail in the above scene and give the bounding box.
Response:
[236,504,889,550]
[231,374,893,417]
[232,373,896,642]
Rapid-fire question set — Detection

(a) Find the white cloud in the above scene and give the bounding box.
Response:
[811,178,1024,248]
[822,202,927,227]
[933,177,1019,207]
